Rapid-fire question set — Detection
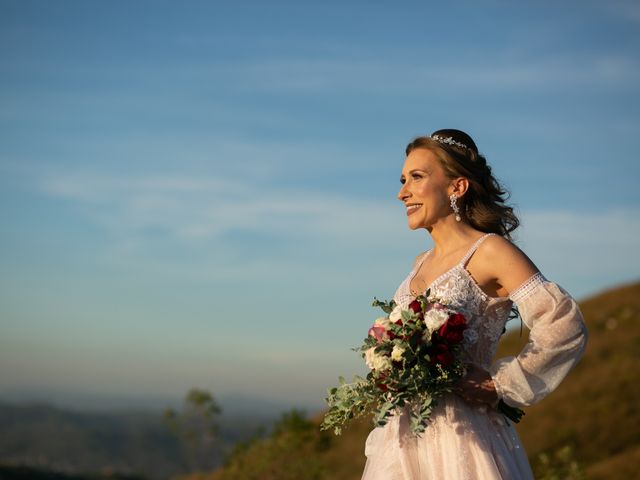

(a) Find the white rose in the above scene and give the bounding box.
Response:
[372,354,392,372]
[424,309,450,335]
[364,347,376,369]
[364,347,392,371]
[391,344,406,362]
[364,347,391,372]
[389,305,403,324]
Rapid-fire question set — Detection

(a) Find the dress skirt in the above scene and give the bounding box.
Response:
[361,393,534,480]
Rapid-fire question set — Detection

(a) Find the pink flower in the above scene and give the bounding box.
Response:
[368,324,387,342]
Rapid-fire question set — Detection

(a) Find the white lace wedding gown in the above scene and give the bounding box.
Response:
[361,233,588,480]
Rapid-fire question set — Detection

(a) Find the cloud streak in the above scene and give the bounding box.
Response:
[39,171,399,248]
[202,53,640,94]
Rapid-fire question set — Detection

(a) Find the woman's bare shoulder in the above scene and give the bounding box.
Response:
[480,235,541,293]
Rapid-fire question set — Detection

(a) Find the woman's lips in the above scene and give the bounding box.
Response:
[406,204,422,216]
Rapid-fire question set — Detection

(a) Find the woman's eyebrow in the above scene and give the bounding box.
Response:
[400,169,426,178]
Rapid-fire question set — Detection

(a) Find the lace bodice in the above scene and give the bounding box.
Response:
[392,232,588,408]
[393,233,516,368]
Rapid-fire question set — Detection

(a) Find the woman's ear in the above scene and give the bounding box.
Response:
[449,177,469,197]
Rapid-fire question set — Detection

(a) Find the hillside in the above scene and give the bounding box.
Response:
[188,279,640,480]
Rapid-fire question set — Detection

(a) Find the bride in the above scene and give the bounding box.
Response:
[360,129,588,479]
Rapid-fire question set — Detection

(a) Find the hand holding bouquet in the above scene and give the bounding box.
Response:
[320,290,524,436]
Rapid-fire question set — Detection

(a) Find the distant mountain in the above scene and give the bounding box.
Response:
[0,389,182,414]
[0,390,293,419]
[0,401,183,479]
[0,399,280,480]
[216,393,298,418]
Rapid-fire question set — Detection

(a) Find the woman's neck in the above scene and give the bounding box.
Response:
[427,223,484,258]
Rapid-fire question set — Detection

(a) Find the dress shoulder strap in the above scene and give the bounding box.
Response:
[412,250,430,271]
[459,232,496,268]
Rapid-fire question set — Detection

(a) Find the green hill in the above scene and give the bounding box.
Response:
[185,279,640,480]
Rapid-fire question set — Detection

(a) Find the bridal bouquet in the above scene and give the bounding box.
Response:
[320,290,524,436]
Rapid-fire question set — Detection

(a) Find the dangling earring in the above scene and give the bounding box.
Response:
[449,194,461,222]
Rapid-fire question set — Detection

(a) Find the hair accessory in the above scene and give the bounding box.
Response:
[449,194,462,222]
[431,135,469,150]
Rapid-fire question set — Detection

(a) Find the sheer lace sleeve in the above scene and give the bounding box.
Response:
[489,272,588,408]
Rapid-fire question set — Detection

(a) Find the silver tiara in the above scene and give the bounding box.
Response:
[431,134,469,150]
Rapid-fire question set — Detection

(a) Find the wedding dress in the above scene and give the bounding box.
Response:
[361,232,588,480]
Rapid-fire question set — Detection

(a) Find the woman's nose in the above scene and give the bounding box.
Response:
[397,184,409,201]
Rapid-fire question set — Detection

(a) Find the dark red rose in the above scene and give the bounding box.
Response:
[430,343,454,366]
[441,329,464,344]
[394,319,403,326]
[447,313,467,328]
[408,300,422,316]
[438,313,468,344]
[376,373,393,392]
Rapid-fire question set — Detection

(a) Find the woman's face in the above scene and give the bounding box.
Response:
[397,148,454,230]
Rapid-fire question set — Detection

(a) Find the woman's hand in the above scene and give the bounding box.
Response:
[452,363,500,408]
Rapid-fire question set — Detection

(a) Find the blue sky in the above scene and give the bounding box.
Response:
[1,0,639,414]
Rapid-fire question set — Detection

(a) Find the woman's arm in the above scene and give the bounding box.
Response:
[486,237,589,408]
[489,274,588,407]
[453,236,588,409]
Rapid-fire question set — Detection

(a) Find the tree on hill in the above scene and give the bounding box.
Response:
[164,388,222,472]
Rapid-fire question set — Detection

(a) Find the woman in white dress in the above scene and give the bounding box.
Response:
[361,129,588,480]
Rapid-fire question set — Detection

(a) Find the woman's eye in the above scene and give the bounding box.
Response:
[412,174,422,179]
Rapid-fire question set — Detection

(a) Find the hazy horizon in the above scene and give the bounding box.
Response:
[0,385,304,417]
